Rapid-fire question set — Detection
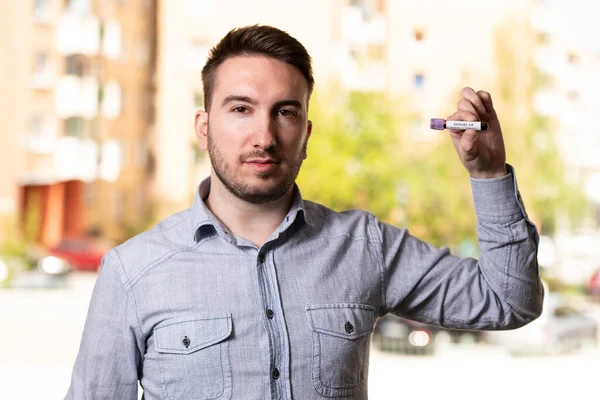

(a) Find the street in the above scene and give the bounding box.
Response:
[1,272,598,399]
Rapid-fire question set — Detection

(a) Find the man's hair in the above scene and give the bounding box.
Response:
[201,25,314,112]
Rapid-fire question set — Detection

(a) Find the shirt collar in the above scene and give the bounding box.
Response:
[192,177,312,243]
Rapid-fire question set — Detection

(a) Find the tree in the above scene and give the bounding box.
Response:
[298,90,411,224]
[297,15,589,249]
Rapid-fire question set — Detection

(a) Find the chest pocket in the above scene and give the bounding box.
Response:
[154,315,232,400]
[306,304,376,398]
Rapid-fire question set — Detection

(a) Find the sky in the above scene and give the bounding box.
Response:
[547,0,600,52]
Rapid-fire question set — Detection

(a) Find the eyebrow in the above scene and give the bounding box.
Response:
[273,99,302,109]
[221,95,303,110]
[221,95,258,107]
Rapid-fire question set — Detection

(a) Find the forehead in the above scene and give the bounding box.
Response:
[212,55,309,105]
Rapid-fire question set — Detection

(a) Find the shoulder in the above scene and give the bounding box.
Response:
[303,200,380,240]
[104,207,200,282]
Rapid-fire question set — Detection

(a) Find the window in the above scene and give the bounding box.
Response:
[29,117,43,139]
[65,55,87,76]
[414,29,424,41]
[34,0,51,23]
[65,117,89,138]
[567,52,578,64]
[32,52,53,87]
[413,73,425,89]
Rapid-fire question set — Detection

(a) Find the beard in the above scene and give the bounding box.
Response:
[206,125,308,204]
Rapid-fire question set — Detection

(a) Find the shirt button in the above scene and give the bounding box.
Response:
[272,368,280,380]
[345,322,354,334]
[258,253,266,263]
[266,309,274,319]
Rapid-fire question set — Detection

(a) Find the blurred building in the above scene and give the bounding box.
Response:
[154,0,533,218]
[531,1,600,282]
[0,0,156,246]
[9,0,597,262]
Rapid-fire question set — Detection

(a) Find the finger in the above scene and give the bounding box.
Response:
[457,98,479,119]
[461,87,486,117]
[446,110,479,152]
[477,90,495,113]
[446,110,479,133]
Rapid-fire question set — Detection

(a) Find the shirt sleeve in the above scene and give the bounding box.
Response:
[64,250,143,399]
[376,164,544,330]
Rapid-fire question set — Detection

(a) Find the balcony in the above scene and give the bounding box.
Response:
[56,12,100,56]
[54,75,99,118]
[54,137,99,182]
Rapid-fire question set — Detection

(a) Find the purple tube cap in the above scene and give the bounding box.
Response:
[430,118,445,130]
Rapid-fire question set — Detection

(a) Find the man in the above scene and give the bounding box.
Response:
[65,25,543,399]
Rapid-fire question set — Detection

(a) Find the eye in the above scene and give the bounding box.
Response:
[231,106,249,113]
[278,109,298,118]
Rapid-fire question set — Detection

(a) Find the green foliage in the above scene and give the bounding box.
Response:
[298,90,410,224]
[297,16,590,248]
[299,88,479,247]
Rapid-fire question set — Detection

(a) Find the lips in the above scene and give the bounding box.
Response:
[246,159,278,164]
[245,159,279,173]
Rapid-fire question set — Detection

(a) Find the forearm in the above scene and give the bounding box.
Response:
[380,165,543,330]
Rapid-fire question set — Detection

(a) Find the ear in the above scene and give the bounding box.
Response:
[304,120,313,159]
[195,110,208,151]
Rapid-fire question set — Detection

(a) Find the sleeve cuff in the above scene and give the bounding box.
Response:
[470,164,530,223]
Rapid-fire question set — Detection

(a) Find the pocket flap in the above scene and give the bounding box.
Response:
[155,315,232,354]
[307,304,375,340]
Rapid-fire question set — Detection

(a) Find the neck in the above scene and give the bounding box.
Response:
[204,175,294,247]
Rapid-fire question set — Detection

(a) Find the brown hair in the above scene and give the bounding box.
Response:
[201,25,314,111]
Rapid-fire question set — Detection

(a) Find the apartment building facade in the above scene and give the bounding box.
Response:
[0,0,156,246]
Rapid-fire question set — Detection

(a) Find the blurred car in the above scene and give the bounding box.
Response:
[485,293,598,356]
[1,247,71,289]
[587,269,600,299]
[373,314,442,355]
[48,237,108,271]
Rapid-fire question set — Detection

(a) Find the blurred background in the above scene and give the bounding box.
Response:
[1,0,599,398]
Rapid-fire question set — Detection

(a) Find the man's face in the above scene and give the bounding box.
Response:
[196,55,312,204]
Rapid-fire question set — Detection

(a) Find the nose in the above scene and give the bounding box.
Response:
[252,114,276,150]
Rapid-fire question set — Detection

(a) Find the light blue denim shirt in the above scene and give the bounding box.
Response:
[65,165,543,399]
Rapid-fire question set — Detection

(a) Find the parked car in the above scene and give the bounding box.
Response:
[48,237,108,271]
[485,293,598,356]
[373,314,444,355]
[587,269,600,299]
[1,247,71,289]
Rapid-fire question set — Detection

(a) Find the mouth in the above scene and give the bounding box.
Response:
[244,158,281,173]
[245,158,280,164]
